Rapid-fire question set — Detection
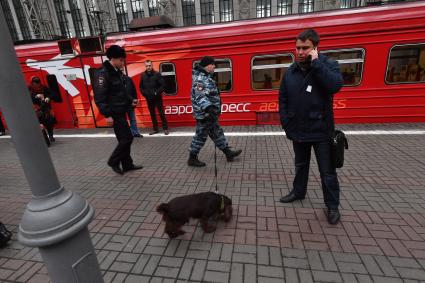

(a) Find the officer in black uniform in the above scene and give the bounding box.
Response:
[93,45,143,175]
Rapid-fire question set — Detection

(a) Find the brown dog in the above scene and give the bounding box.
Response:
[157,192,233,238]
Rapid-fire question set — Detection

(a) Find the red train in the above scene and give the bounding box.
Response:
[14,1,425,129]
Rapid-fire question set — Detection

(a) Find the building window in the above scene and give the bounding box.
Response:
[12,0,31,40]
[160,63,177,95]
[251,54,294,90]
[219,0,233,22]
[131,0,145,19]
[200,0,214,24]
[299,0,313,13]
[277,0,292,15]
[182,0,196,26]
[53,0,71,37]
[321,49,365,86]
[386,43,425,84]
[68,0,85,37]
[256,0,271,18]
[1,0,19,41]
[148,0,159,16]
[114,0,129,31]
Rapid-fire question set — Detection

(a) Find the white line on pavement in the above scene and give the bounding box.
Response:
[2,130,425,139]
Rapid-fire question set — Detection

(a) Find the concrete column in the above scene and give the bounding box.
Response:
[232,0,239,20]
[143,0,150,17]
[0,9,103,283]
[292,0,299,14]
[78,0,91,36]
[46,0,62,37]
[195,0,201,25]
[176,0,184,26]
[250,0,257,18]
[7,0,23,40]
[126,0,134,22]
[64,0,76,37]
[213,0,219,22]
[271,0,277,16]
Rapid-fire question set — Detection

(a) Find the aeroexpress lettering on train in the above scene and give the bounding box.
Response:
[165,103,251,115]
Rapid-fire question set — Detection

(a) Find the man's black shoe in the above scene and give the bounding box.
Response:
[327,208,341,225]
[134,134,143,138]
[109,164,123,175]
[279,193,305,203]
[188,153,206,167]
[123,164,143,172]
[223,148,242,161]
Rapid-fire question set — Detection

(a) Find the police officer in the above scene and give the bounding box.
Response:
[93,45,143,175]
[188,56,242,167]
[278,29,343,224]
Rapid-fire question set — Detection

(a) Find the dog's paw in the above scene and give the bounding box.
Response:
[203,225,217,233]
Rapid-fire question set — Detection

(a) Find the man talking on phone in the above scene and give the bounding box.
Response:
[278,29,344,224]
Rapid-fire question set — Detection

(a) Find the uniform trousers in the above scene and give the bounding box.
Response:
[108,113,134,170]
[189,116,228,155]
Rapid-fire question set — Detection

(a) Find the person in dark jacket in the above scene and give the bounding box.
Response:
[28,76,56,142]
[278,29,344,225]
[188,56,242,167]
[93,45,143,175]
[139,60,169,135]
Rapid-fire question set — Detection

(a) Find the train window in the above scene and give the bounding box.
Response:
[251,54,294,90]
[160,62,177,95]
[193,59,232,92]
[321,49,364,86]
[386,44,425,84]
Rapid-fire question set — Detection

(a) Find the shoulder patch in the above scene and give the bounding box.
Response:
[196,83,204,91]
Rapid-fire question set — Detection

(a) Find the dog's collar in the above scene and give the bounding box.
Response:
[220,195,225,211]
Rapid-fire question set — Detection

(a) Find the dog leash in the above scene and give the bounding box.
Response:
[214,144,218,193]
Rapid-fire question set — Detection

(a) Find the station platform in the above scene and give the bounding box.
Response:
[1,123,425,282]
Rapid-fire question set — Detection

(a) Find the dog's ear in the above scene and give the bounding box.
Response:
[156,203,169,214]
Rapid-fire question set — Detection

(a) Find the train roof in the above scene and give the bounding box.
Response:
[15,1,425,58]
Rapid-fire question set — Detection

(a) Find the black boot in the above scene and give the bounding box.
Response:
[188,153,206,167]
[223,148,242,161]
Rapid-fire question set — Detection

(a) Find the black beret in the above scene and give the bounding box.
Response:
[106,45,126,59]
[200,56,215,67]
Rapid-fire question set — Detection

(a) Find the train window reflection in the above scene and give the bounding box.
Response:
[193,59,232,92]
[251,54,293,90]
[386,44,425,84]
[160,62,177,95]
[321,49,364,86]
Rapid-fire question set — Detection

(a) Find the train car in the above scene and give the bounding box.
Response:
[15,1,425,129]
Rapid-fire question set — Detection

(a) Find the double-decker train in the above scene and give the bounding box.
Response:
[14,1,425,129]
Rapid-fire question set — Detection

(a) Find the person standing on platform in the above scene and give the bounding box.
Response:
[139,60,169,135]
[278,29,344,225]
[188,56,242,167]
[93,45,143,175]
[28,76,56,142]
[0,112,5,136]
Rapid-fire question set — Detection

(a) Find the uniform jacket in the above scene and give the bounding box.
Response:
[139,70,164,100]
[279,54,343,142]
[191,64,221,120]
[93,61,133,117]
